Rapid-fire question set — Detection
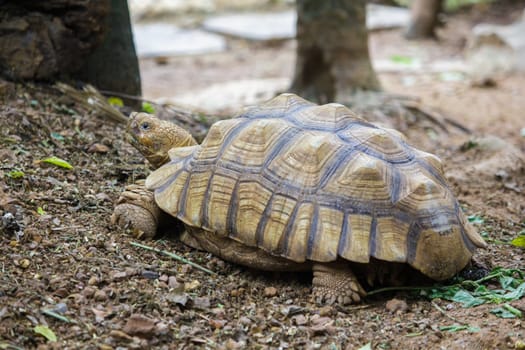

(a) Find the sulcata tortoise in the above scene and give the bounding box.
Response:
[112,93,486,304]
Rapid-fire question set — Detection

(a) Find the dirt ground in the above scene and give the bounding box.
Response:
[1,3,525,350]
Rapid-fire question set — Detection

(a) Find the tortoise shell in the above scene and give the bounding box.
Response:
[146,94,486,280]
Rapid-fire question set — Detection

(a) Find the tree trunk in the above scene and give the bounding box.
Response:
[74,0,142,104]
[0,0,109,80]
[404,0,442,39]
[290,0,381,104]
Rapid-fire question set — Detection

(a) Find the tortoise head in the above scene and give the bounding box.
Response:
[127,112,197,169]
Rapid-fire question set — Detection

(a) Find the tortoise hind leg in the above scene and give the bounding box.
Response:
[312,262,367,305]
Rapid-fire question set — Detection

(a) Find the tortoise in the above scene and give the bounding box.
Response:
[112,93,486,304]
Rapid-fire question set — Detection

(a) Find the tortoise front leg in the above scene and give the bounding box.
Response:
[312,262,367,305]
[111,180,161,239]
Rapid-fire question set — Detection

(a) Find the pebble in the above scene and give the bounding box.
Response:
[87,143,110,153]
[230,288,245,297]
[168,293,189,306]
[495,169,510,181]
[184,280,201,291]
[193,296,211,310]
[168,276,183,290]
[263,286,277,297]
[159,274,169,282]
[385,298,409,314]
[155,322,169,335]
[281,305,304,316]
[68,293,85,304]
[88,276,99,286]
[18,258,30,269]
[309,319,336,335]
[238,316,252,326]
[94,290,108,302]
[141,270,159,280]
[54,288,69,298]
[95,192,111,202]
[82,286,96,298]
[52,302,68,314]
[122,313,157,338]
[292,314,308,326]
[111,271,128,281]
[318,305,333,317]
[211,307,225,319]
[209,318,227,329]
[311,316,332,326]
[181,265,192,274]
[224,338,243,350]
[109,329,134,341]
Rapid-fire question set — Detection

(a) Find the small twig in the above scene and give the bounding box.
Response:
[195,312,211,321]
[172,308,210,321]
[99,90,152,102]
[431,301,468,325]
[335,303,371,314]
[367,285,435,296]
[54,83,128,124]
[442,117,472,134]
[41,309,72,323]
[402,100,472,134]
[0,342,25,350]
[130,242,217,275]
[402,100,449,133]
[51,225,85,231]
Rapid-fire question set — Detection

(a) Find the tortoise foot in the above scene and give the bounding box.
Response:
[312,263,366,305]
[111,182,160,239]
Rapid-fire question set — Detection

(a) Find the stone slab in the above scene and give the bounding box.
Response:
[162,78,291,112]
[202,10,296,41]
[202,4,410,41]
[132,23,226,57]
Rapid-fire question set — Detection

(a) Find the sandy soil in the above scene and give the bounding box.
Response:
[1,2,524,350]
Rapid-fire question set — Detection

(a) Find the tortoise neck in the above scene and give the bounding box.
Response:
[147,127,197,169]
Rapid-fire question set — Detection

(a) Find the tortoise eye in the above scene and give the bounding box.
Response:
[140,122,150,131]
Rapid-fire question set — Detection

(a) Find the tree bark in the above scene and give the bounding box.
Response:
[0,0,109,80]
[290,0,381,104]
[74,0,142,103]
[404,0,442,39]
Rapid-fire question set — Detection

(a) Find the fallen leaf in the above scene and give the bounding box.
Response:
[39,156,74,170]
[107,97,124,107]
[34,325,57,342]
[142,102,155,114]
[511,236,525,248]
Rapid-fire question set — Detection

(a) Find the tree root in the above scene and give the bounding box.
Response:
[345,91,471,135]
